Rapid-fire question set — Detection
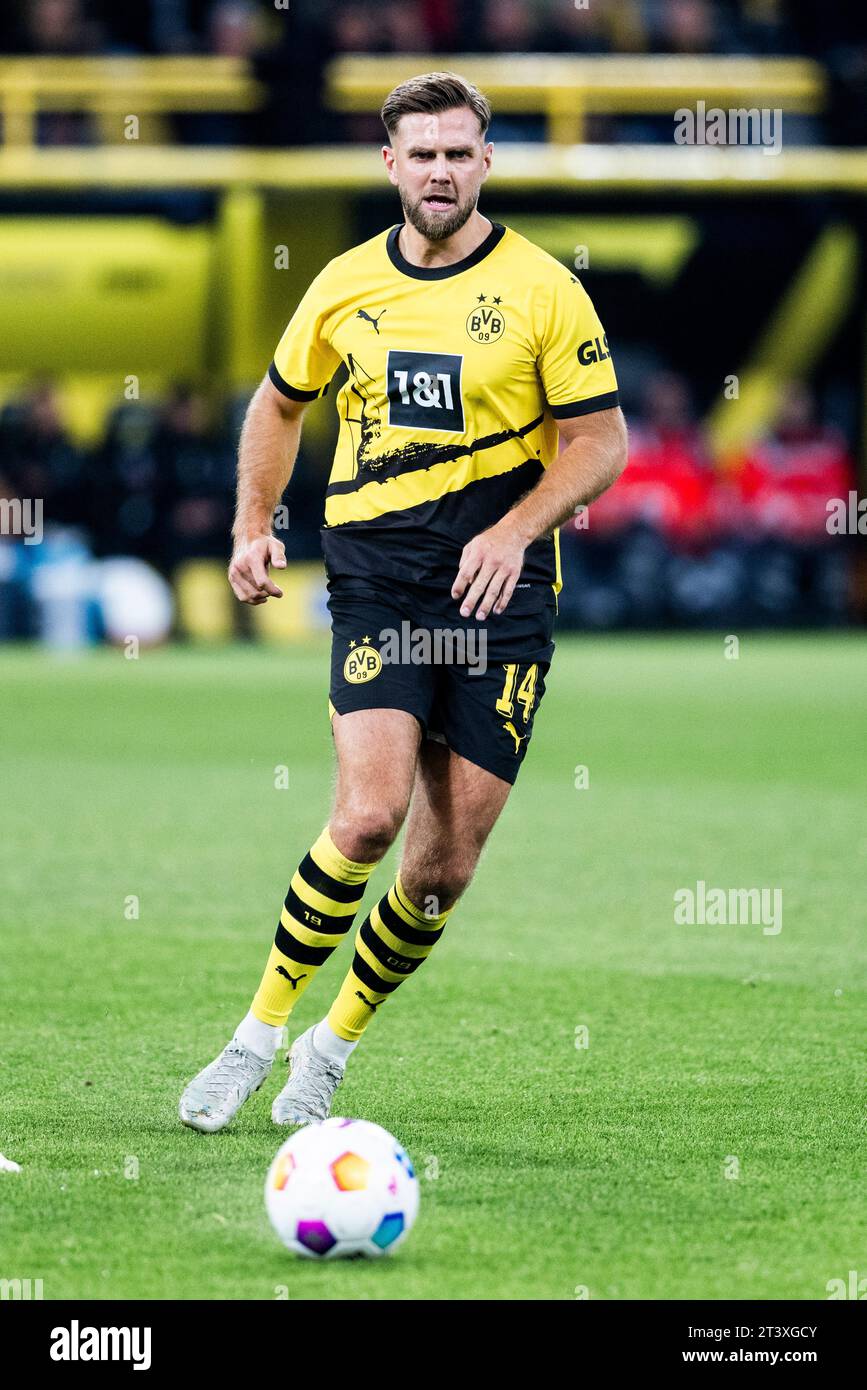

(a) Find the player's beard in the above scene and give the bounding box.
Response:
[399,185,478,242]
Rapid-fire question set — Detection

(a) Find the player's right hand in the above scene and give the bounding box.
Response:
[228,535,286,604]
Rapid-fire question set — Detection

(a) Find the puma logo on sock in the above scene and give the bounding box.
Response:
[276,966,307,989]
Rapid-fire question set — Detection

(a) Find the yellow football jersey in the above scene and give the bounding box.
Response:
[270,219,618,592]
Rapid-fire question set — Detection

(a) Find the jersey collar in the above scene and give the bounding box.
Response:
[386,219,506,280]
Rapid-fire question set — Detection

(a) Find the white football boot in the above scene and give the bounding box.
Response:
[179,1040,272,1133]
[271,1024,346,1126]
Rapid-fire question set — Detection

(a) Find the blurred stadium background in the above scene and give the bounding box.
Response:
[1,0,866,645]
[4,0,867,1305]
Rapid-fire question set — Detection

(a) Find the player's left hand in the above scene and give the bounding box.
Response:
[451,520,527,621]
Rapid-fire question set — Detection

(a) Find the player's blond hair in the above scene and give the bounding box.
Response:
[381,71,492,141]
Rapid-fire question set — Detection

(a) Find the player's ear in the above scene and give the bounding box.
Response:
[382,145,398,184]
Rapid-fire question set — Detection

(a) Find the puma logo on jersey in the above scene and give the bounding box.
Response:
[357,308,386,334]
[276,966,307,989]
[355,989,382,1012]
[502,720,526,754]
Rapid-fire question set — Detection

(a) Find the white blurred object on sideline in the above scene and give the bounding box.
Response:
[97,557,174,646]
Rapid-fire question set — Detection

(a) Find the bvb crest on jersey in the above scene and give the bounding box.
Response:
[343,638,382,684]
[465,294,506,344]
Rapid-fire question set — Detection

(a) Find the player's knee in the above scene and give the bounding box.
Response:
[331,804,404,863]
[416,860,476,912]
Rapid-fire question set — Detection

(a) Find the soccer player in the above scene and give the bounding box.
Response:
[180,71,627,1132]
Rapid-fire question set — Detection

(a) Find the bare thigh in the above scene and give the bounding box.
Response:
[398,739,513,912]
[328,708,422,863]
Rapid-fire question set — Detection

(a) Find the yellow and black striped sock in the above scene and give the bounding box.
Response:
[326,874,454,1042]
[251,827,377,1028]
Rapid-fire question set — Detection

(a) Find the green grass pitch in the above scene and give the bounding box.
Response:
[1,634,864,1300]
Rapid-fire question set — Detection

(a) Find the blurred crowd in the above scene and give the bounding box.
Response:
[0,374,856,636]
[5,0,867,146]
[0,382,317,566]
[558,377,856,628]
[2,0,860,637]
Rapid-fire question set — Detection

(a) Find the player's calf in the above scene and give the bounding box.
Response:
[271,875,457,1130]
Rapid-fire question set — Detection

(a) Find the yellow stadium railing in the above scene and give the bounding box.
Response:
[0,57,263,146]
[0,54,826,149]
[0,143,865,191]
[326,54,826,144]
[0,141,864,462]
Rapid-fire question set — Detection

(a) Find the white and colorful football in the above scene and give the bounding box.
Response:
[264,1118,419,1259]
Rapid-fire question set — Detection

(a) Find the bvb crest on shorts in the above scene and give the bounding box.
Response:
[343,636,382,684]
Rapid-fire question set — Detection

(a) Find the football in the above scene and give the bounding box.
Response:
[264,1118,419,1259]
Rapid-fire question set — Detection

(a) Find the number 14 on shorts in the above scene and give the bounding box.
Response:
[495,663,538,721]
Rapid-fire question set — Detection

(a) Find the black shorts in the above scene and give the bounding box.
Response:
[327,574,556,785]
